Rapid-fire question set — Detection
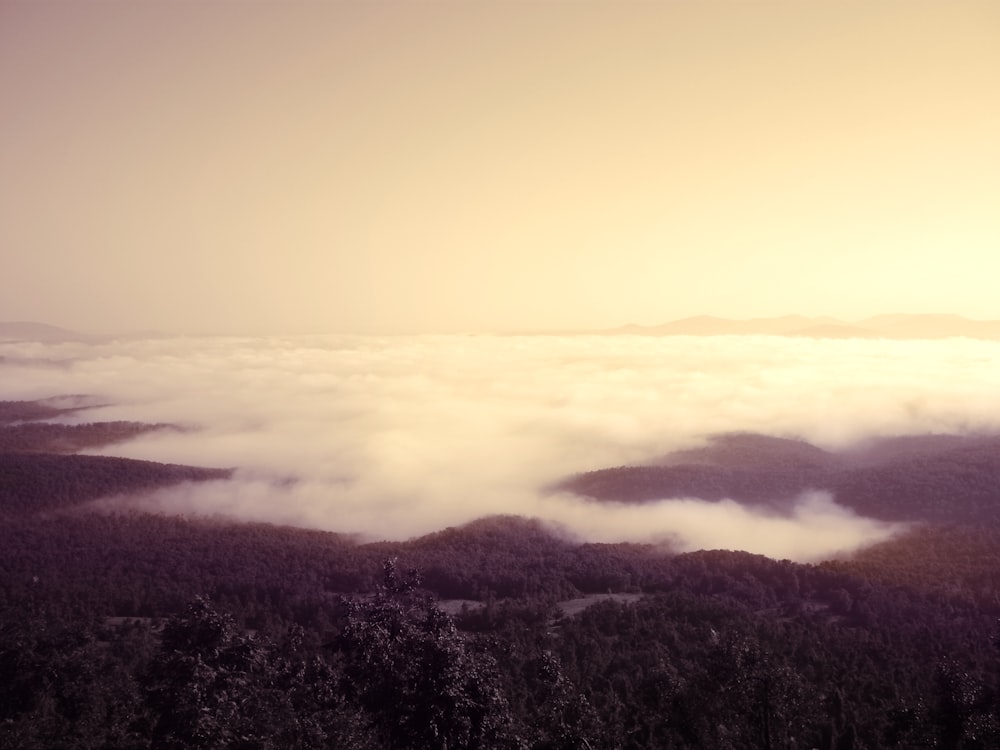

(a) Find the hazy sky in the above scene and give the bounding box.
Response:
[2,1,999,334]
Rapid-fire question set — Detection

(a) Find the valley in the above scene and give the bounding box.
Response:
[3,398,1000,747]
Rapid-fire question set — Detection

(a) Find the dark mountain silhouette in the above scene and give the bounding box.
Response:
[0,421,180,453]
[0,396,176,452]
[662,432,836,469]
[0,397,96,424]
[0,398,221,515]
[557,431,1000,523]
[0,452,232,516]
[0,321,100,343]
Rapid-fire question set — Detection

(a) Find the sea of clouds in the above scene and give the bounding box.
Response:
[3,333,1000,560]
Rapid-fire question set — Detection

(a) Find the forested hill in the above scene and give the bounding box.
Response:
[4,508,1000,748]
[0,397,178,453]
[0,398,228,517]
[0,452,232,516]
[0,397,92,423]
[0,421,179,453]
[4,400,1000,747]
[557,431,1000,523]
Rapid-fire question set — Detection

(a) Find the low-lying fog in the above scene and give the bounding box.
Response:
[4,334,1000,560]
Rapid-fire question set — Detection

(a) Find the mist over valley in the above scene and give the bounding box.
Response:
[5,330,1000,747]
[5,309,1000,744]
[4,330,1000,558]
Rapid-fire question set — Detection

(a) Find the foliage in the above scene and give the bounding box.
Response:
[559,431,1000,522]
[5,407,1000,747]
[337,559,518,749]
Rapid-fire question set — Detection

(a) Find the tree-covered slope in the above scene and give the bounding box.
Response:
[3,398,1000,747]
[0,398,227,516]
[4,516,1000,749]
[558,431,1000,522]
[0,452,231,516]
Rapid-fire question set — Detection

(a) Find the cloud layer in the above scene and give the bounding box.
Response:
[4,334,999,559]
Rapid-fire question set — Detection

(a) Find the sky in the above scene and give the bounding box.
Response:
[2,1,999,335]
[6,333,1000,558]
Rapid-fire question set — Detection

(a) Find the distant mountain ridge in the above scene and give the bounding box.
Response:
[0,321,99,343]
[556,431,1000,523]
[0,321,175,343]
[6,316,1000,341]
[607,314,1000,340]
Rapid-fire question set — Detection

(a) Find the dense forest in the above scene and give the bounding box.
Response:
[3,400,1000,747]
[557,432,1000,523]
[0,397,178,454]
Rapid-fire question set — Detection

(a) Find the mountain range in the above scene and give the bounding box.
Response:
[0,321,101,343]
[0,321,172,343]
[556,431,1000,523]
[6,314,1000,341]
[606,313,1000,339]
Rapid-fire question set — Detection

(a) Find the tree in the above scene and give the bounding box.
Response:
[521,649,601,750]
[145,596,274,748]
[0,607,146,749]
[145,596,376,749]
[336,559,518,749]
[931,658,1000,749]
[673,628,816,750]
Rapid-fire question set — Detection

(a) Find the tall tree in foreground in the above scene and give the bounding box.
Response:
[337,559,519,750]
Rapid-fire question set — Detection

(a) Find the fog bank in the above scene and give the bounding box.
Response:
[4,334,998,559]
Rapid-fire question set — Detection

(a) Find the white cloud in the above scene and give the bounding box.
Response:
[4,334,999,559]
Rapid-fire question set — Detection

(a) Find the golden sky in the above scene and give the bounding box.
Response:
[2,1,998,334]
